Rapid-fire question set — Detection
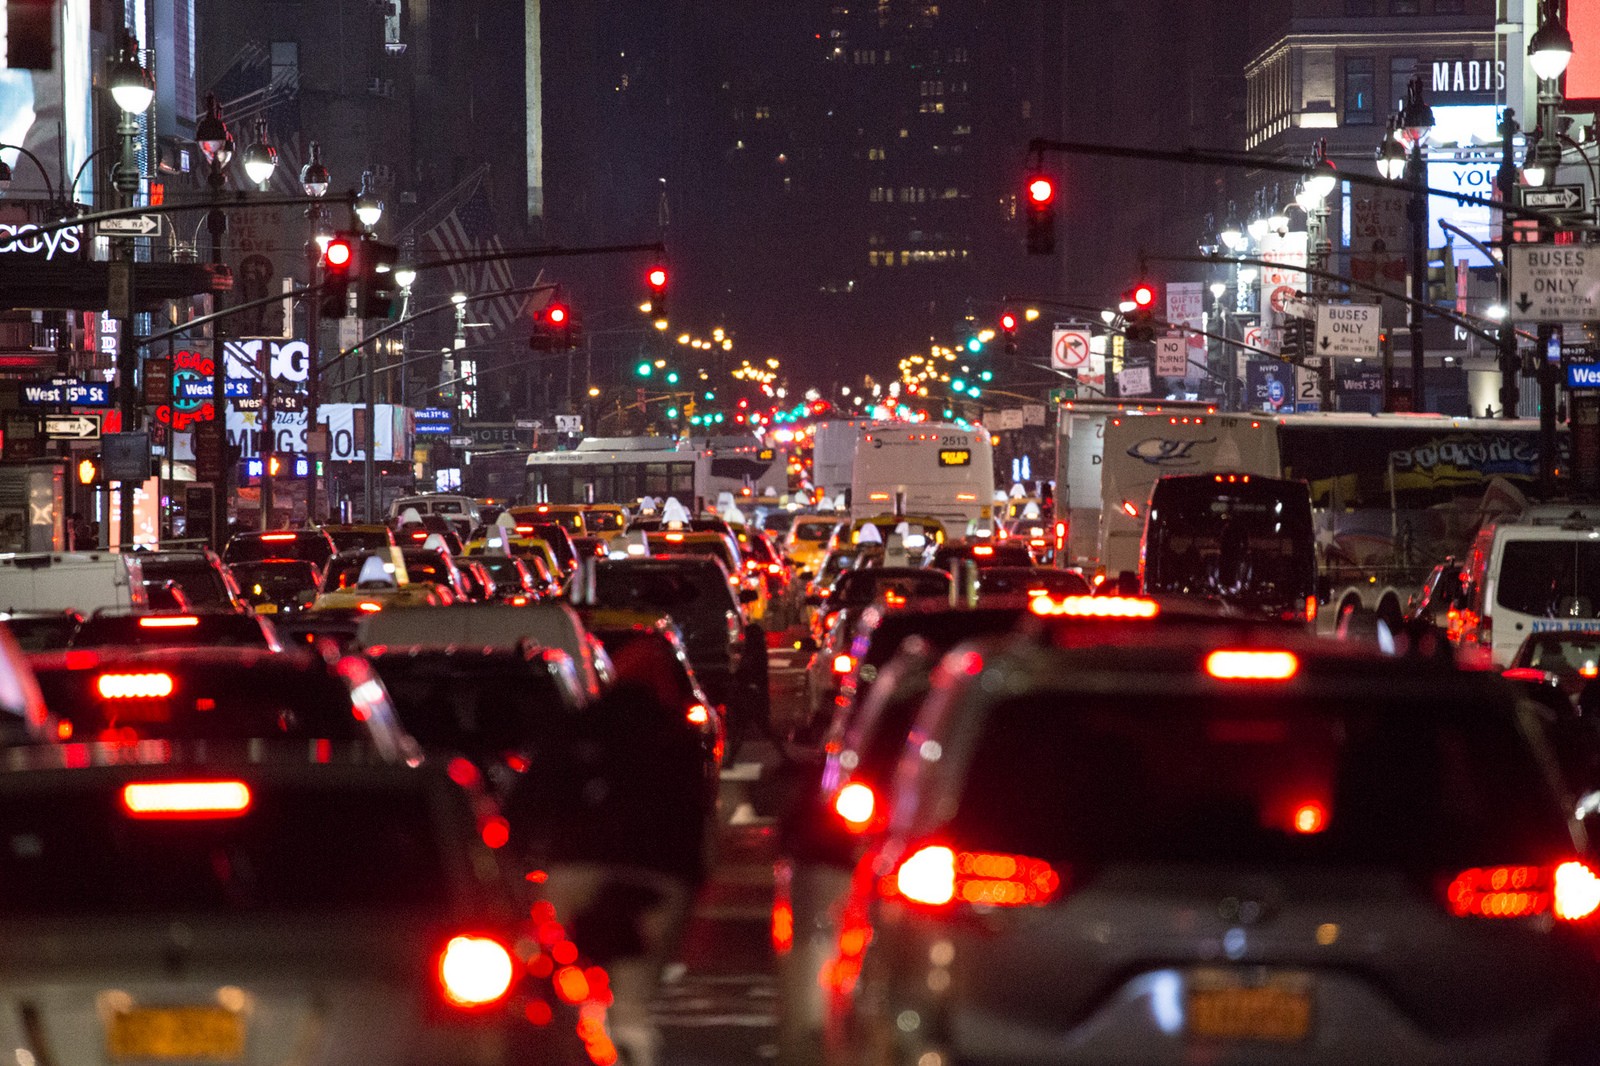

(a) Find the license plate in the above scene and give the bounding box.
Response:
[1187,971,1311,1043]
[107,1006,245,1061]
[254,604,278,614]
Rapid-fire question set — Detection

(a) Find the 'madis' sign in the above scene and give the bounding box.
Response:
[1507,245,1600,324]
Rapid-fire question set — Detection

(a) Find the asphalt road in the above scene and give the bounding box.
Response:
[653,640,813,1066]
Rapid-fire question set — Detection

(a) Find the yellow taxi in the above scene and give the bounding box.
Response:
[785,515,842,575]
[580,504,629,535]
[646,528,768,622]
[311,552,448,612]
[827,514,947,551]
[462,535,564,596]
[509,503,587,536]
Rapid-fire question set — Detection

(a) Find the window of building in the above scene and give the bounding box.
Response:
[1345,0,1375,11]
[1344,57,1375,125]
[868,147,886,160]
[1434,0,1464,10]
[270,42,299,92]
[1390,0,1419,11]
[1389,57,1417,111]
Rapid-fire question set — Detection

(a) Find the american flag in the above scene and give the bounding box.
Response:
[420,169,528,339]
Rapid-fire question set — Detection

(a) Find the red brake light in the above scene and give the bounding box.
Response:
[259,533,297,542]
[1205,649,1299,681]
[1557,861,1600,920]
[357,601,383,613]
[972,545,994,557]
[832,653,854,675]
[888,843,1061,908]
[1120,500,1140,518]
[437,935,516,1007]
[1292,801,1326,834]
[1029,595,1159,619]
[121,780,251,818]
[1444,862,1600,922]
[833,782,877,831]
[97,672,175,699]
[138,616,199,629]
[686,703,711,726]
[1502,667,1553,684]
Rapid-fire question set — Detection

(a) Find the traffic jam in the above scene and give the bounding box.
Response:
[0,415,1597,1066]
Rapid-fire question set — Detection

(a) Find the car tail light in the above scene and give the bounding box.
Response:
[1292,801,1326,834]
[832,653,854,675]
[357,601,383,613]
[1502,667,1553,684]
[97,672,175,699]
[665,532,685,542]
[515,525,534,533]
[972,545,994,557]
[885,843,1061,908]
[833,782,876,831]
[1445,862,1600,922]
[767,563,784,575]
[1120,500,1139,518]
[259,533,297,542]
[1304,595,1317,623]
[771,897,795,955]
[1205,649,1299,681]
[437,935,516,1008]
[1029,595,1159,619]
[138,616,199,629]
[121,780,252,818]
[686,703,711,726]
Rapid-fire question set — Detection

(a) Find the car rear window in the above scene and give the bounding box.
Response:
[594,565,721,610]
[327,530,392,552]
[224,535,331,566]
[0,779,449,914]
[140,562,232,610]
[33,662,364,741]
[977,569,1090,597]
[793,523,832,542]
[951,695,1570,868]
[834,571,951,607]
[1526,636,1600,675]
[72,616,272,649]
[368,655,571,754]
[1497,540,1600,618]
[648,536,735,571]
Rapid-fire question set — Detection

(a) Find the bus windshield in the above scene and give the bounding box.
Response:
[1143,475,1316,611]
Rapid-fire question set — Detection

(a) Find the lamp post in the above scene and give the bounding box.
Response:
[195,92,234,545]
[0,144,57,206]
[300,141,330,522]
[1300,141,1338,408]
[1496,110,1523,421]
[1529,0,1573,494]
[109,30,152,548]
[354,174,384,521]
[1378,77,1433,413]
[242,120,277,527]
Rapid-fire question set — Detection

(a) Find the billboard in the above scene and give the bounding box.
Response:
[0,0,90,204]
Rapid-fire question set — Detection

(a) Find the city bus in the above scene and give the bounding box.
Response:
[850,422,996,529]
[1141,472,1318,623]
[524,435,786,508]
[1098,411,1562,629]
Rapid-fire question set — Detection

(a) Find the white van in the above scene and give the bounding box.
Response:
[0,552,147,614]
[388,494,480,539]
[1458,506,1600,667]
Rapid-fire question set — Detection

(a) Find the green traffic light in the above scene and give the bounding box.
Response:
[703,391,715,401]
[969,386,982,398]
[666,372,680,384]
[666,407,679,418]
[980,370,993,381]
[636,362,652,377]
[965,338,982,353]
[942,408,953,418]
[952,378,966,392]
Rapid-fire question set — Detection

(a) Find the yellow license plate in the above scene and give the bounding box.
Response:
[107,1006,245,1061]
[1187,976,1311,1043]
[254,603,278,614]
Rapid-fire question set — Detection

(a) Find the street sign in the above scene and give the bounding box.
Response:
[1021,404,1047,427]
[194,423,225,483]
[20,379,112,407]
[143,357,172,405]
[1047,386,1076,404]
[1116,366,1152,397]
[96,214,164,238]
[42,413,101,440]
[1568,345,1600,389]
[1314,302,1381,358]
[1507,245,1600,322]
[102,432,149,481]
[1155,335,1187,377]
[1522,184,1586,213]
[514,418,542,430]
[1050,328,1091,371]
[554,414,582,433]
[447,436,473,447]
[1297,361,1325,411]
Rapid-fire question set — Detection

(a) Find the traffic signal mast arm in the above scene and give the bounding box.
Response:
[1143,252,1522,347]
[1002,295,1289,365]
[1024,138,1564,226]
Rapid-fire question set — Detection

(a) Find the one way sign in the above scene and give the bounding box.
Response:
[1522,184,1586,213]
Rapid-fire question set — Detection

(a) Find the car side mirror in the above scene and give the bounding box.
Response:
[739,588,760,604]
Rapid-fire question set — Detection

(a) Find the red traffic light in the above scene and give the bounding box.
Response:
[1132,284,1156,308]
[1000,311,1018,333]
[647,266,668,291]
[324,237,353,270]
[1026,176,1056,206]
[545,303,569,325]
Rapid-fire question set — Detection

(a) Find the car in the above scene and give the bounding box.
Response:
[319,523,401,554]
[644,530,766,620]
[389,492,481,540]
[364,643,586,797]
[573,557,758,732]
[137,549,246,613]
[973,565,1092,607]
[473,553,541,604]
[929,537,1035,571]
[357,602,612,701]
[0,742,606,1066]
[222,529,337,573]
[400,545,471,601]
[27,645,414,760]
[458,558,501,602]
[827,514,946,553]
[786,515,844,576]
[580,505,629,535]
[0,608,82,651]
[0,551,151,613]
[1408,556,1470,633]
[1456,506,1600,667]
[1510,630,1600,698]
[505,511,581,574]
[509,503,587,536]
[396,517,467,557]
[822,630,1600,1066]
[313,550,450,612]
[229,559,323,616]
[71,610,283,650]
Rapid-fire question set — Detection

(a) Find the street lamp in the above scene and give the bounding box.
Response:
[1375,119,1408,181]
[241,119,278,188]
[1383,75,1434,413]
[1218,204,1245,251]
[1529,1,1574,82]
[110,31,152,548]
[354,169,384,231]
[1300,141,1337,407]
[107,37,154,115]
[196,91,234,545]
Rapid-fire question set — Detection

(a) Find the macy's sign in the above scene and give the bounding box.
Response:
[0,222,83,259]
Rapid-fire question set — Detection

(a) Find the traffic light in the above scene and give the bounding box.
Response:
[999,310,1019,354]
[1024,173,1056,255]
[76,455,100,485]
[529,299,575,351]
[319,232,357,317]
[1124,282,1158,343]
[355,235,400,319]
[646,266,669,329]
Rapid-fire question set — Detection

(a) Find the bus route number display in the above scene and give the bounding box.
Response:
[938,448,972,467]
